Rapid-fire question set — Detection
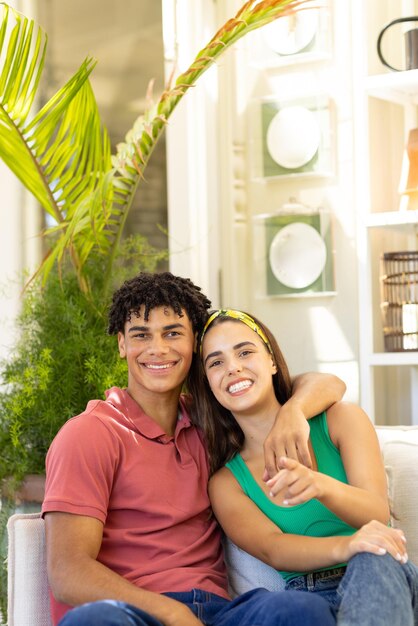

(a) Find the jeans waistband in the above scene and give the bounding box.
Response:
[308,565,347,583]
[287,565,347,592]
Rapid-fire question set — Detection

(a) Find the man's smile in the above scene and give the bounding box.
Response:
[142,361,178,370]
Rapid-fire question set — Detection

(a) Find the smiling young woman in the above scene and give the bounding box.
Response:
[189,309,418,626]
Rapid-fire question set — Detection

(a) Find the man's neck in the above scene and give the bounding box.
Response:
[127,386,182,436]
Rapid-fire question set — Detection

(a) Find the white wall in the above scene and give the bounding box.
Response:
[0,0,42,365]
[0,164,23,360]
[163,0,222,305]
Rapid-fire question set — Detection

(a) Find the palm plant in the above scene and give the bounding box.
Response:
[0,0,315,302]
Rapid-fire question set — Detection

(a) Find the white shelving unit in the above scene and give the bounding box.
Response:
[353,4,418,425]
[365,209,418,227]
[366,69,418,105]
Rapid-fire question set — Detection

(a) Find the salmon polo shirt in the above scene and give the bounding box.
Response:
[42,387,228,624]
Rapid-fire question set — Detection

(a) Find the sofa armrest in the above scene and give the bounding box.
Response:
[7,512,52,626]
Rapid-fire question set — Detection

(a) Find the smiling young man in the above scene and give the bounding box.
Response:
[42,271,342,626]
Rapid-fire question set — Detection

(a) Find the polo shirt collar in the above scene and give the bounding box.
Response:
[105,387,192,441]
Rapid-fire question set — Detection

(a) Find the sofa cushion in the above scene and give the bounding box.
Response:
[375,426,418,447]
[224,538,285,597]
[381,440,418,566]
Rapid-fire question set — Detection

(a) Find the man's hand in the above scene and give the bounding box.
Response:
[263,404,312,481]
[263,372,346,480]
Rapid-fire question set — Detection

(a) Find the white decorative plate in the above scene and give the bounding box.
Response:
[262,11,318,56]
[269,222,327,289]
[266,105,320,169]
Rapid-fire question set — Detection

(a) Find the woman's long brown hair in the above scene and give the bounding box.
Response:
[188,313,292,475]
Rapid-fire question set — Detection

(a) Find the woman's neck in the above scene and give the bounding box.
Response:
[233,398,281,457]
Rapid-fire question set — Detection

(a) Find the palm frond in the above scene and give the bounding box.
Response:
[0,3,45,122]
[0,3,111,280]
[114,0,316,199]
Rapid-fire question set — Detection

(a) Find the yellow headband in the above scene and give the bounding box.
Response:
[199,309,273,357]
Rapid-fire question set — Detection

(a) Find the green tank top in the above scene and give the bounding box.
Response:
[225,411,356,582]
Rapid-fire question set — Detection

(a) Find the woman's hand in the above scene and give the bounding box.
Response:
[266,456,321,504]
[336,520,408,564]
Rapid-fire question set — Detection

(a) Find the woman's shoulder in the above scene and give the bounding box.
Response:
[326,400,371,424]
[326,401,376,446]
[209,463,241,492]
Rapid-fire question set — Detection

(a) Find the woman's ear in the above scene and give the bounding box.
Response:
[193,333,198,354]
[271,358,278,374]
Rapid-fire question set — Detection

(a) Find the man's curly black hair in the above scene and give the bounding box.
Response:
[108,271,212,335]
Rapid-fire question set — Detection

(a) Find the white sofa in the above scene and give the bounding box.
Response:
[7,426,418,626]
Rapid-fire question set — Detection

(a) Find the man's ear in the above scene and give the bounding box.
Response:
[118,331,127,358]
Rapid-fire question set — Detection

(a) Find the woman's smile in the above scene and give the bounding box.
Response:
[227,378,253,394]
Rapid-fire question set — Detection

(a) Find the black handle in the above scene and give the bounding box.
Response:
[377,16,418,72]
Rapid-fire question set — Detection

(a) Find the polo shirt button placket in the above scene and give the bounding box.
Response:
[157,435,173,445]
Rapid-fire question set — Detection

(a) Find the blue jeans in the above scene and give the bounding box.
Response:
[286,552,418,625]
[58,587,336,626]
